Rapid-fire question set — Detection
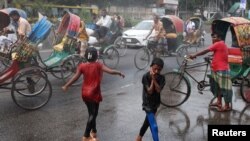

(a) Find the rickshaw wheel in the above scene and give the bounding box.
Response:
[114,36,127,57]
[51,68,64,79]
[102,45,119,69]
[61,54,84,86]
[240,74,250,103]
[11,67,52,110]
[134,47,150,70]
[161,72,191,107]
[176,44,189,66]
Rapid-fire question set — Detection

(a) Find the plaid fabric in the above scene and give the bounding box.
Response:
[210,70,233,103]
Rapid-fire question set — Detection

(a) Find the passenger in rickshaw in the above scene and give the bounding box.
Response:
[113,14,125,32]
[145,14,167,52]
[88,13,122,46]
[183,19,195,44]
[104,15,123,44]
[0,24,17,43]
[3,10,31,42]
[94,8,112,42]
[164,21,177,52]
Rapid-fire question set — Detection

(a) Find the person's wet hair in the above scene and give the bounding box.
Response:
[9,10,20,17]
[211,32,223,39]
[102,8,107,12]
[153,13,160,20]
[85,47,98,62]
[150,57,164,68]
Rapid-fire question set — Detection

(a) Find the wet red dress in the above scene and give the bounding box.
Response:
[78,62,103,103]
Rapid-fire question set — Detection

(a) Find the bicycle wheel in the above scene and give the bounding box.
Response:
[61,54,84,86]
[176,44,189,66]
[50,67,64,79]
[114,36,127,57]
[239,105,250,125]
[240,73,250,103]
[11,67,52,110]
[134,48,150,70]
[161,71,191,107]
[102,45,119,69]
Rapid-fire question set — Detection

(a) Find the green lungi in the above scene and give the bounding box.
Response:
[210,70,233,103]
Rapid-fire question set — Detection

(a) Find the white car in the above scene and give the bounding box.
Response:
[122,20,153,47]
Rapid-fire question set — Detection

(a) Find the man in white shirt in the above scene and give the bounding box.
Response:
[95,9,112,40]
[184,19,196,43]
[186,20,195,33]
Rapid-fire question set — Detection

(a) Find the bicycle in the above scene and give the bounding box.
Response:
[176,41,205,67]
[0,41,52,110]
[113,36,127,57]
[161,55,250,107]
[88,32,120,69]
[89,43,120,69]
[134,38,173,70]
[161,55,211,107]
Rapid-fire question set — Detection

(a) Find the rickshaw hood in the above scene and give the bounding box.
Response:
[161,15,184,33]
[0,10,10,30]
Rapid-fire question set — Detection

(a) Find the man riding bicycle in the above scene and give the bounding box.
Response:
[145,14,166,53]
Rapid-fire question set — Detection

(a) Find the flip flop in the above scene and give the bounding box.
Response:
[209,102,222,108]
[217,106,232,112]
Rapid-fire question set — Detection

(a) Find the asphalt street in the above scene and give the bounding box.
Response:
[0,32,250,141]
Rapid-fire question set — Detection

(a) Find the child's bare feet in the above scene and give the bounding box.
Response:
[136,135,142,141]
[90,130,97,138]
[82,136,92,141]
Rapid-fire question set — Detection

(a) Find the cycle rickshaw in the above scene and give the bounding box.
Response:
[34,11,85,85]
[161,16,250,107]
[87,21,120,69]
[0,8,29,70]
[183,16,205,46]
[176,16,206,66]
[134,15,184,70]
[0,9,52,110]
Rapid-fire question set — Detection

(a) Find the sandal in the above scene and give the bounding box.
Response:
[217,106,232,112]
[209,102,222,108]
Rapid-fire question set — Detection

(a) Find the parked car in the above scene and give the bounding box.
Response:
[122,20,153,48]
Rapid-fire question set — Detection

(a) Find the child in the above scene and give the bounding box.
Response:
[136,58,166,141]
[62,47,125,141]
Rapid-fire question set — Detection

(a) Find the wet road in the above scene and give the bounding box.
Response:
[0,33,250,141]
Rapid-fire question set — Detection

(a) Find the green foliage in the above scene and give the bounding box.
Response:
[78,8,92,23]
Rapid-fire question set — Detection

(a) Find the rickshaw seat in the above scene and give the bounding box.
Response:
[228,47,242,64]
[165,33,177,39]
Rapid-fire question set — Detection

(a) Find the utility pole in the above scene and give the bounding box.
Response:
[4,0,8,8]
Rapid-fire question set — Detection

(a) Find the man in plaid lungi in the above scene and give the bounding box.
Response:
[189,32,233,112]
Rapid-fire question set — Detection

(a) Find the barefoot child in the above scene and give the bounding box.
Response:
[136,58,165,141]
[62,47,125,141]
